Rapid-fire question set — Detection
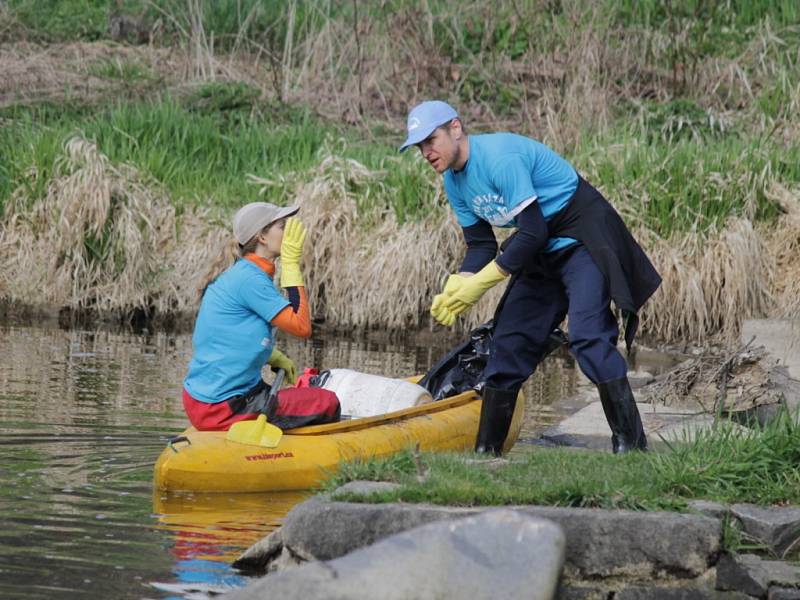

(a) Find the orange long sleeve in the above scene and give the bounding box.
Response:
[243,253,312,339]
[271,287,312,338]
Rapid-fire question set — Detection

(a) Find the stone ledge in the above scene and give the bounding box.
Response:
[226,510,565,600]
[541,400,751,451]
[686,501,800,560]
[232,490,800,599]
[716,553,800,598]
[236,495,721,580]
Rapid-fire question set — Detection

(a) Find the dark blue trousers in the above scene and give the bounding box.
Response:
[483,245,628,392]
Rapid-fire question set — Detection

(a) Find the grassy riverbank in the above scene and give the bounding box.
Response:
[1,1,799,341]
[3,95,797,233]
[328,412,800,514]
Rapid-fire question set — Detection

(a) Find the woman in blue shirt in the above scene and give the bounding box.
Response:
[182,202,337,431]
[401,101,661,455]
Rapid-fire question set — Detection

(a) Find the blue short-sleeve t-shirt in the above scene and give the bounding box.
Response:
[184,259,290,403]
[443,133,579,252]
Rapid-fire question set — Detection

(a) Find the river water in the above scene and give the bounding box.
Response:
[0,320,676,599]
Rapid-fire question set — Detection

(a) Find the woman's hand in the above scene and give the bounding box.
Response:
[280,217,307,288]
[267,348,298,384]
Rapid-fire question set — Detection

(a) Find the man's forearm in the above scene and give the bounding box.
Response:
[495,202,548,274]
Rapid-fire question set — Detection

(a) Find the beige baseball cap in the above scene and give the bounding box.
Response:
[232,202,299,245]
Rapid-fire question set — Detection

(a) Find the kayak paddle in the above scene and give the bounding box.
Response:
[226,369,285,448]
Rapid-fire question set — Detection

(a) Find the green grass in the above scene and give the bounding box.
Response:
[2,89,796,233]
[575,122,796,237]
[647,412,800,503]
[6,0,110,41]
[9,0,799,57]
[0,89,438,221]
[87,57,160,84]
[6,0,349,46]
[2,0,798,232]
[327,411,800,511]
[612,0,800,29]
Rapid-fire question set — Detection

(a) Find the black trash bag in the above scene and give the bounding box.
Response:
[419,321,568,401]
[418,322,493,401]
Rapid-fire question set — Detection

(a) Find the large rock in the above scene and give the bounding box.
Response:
[224,510,565,600]
[615,586,752,599]
[716,553,800,597]
[556,585,608,599]
[769,587,800,600]
[331,480,402,498]
[687,500,730,521]
[237,498,722,580]
[730,504,800,558]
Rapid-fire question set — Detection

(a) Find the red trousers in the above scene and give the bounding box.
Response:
[182,385,340,431]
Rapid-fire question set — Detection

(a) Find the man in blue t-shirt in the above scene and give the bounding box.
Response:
[401,100,660,455]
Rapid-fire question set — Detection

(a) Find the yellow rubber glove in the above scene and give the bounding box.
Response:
[442,261,508,316]
[280,217,307,288]
[430,274,467,323]
[267,348,297,384]
[432,304,458,327]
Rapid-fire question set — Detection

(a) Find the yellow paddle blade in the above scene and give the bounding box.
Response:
[226,414,283,448]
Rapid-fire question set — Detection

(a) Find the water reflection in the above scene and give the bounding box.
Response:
[153,491,308,562]
[0,320,677,599]
[150,491,308,598]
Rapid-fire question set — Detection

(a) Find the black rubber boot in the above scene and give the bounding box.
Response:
[597,377,648,453]
[475,387,518,456]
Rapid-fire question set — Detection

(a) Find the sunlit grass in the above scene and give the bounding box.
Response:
[577,127,796,237]
[87,57,160,83]
[3,90,796,235]
[0,92,438,221]
[327,411,800,510]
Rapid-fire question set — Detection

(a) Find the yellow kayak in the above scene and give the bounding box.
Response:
[153,387,524,493]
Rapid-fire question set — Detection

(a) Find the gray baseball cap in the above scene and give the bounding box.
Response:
[399,100,458,152]
[232,202,299,245]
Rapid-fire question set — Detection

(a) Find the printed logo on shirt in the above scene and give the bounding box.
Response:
[260,336,271,347]
[471,194,514,226]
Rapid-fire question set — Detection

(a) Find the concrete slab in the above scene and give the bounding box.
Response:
[742,319,800,379]
[541,400,746,450]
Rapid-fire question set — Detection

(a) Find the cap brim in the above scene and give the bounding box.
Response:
[398,125,438,153]
[274,205,300,221]
[251,205,300,235]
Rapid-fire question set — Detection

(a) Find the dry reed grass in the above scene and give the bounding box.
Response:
[0,42,112,107]
[640,218,773,343]
[0,39,264,110]
[764,183,800,319]
[3,3,797,154]
[270,4,799,151]
[251,153,465,330]
[636,181,800,343]
[0,136,227,316]
[2,137,799,342]
[281,3,622,148]
[0,136,533,334]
